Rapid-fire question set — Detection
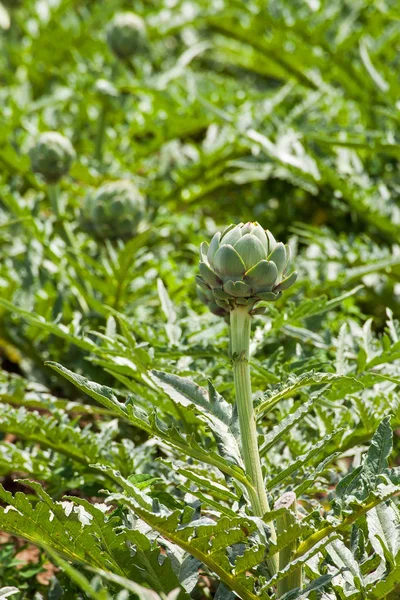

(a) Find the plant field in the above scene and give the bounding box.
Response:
[1,0,400,598]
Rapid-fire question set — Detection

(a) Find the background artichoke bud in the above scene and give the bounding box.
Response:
[197,222,297,315]
[81,180,145,240]
[106,12,147,59]
[29,132,75,183]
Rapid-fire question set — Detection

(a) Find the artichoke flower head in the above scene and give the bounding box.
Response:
[29,132,75,183]
[107,12,147,59]
[81,179,145,240]
[197,222,297,316]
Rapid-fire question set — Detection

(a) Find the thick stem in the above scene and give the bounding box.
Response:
[230,305,278,575]
[48,183,60,216]
[275,492,302,597]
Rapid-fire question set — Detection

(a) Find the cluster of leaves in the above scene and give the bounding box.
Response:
[0,0,400,598]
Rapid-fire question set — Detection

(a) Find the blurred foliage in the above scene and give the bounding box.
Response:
[0,0,400,598]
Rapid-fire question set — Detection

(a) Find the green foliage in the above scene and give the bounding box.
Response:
[1,0,400,598]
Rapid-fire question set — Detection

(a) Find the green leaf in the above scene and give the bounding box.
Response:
[256,372,361,418]
[0,481,186,596]
[44,549,109,600]
[366,501,400,571]
[336,416,393,506]
[0,403,126,478]
[259,394,322,456]
[45,362,128,418]
[0,299,96,353]
[327,538,364,597]
[0,588,19,600]
[263,534,340,590]
[108,490,268,600]
[278,574,333,599]
[266,431,342,491]
[150,371,242,466]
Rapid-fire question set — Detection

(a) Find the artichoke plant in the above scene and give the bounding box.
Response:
[29,132,75,184]
[106,12,147,59]
[197,223,298,580]
[81,180,145,240]
[197,222,297,315]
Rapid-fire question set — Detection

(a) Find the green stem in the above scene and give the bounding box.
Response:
[230,305,278,576]
[48,183,61,216]
[275,492,302,597]
[94,103,107,163]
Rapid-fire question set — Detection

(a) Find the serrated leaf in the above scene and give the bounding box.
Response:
[366,501,400,576]
[0,481,186,597]
[327,538,364,597]
[336,416,393,506]
[257,373,361,418]
[264,534,340,589]
[151,371,242,466]
[279,574,333,599]
[266,430,342,491]
[260,393,322,456]
[0,299,96,352]
[45,362,128,418]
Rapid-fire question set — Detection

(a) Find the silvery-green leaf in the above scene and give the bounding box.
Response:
[199,261,221,288]
[283,244,292,274]
[266,230,277,254]
[235,297,250,305]
[199,241,209,261]
[215,297,230,309]
[220,225,242,246]
[223,280,252,298]
[257,291,281,301]
[268,242,287,275]
[240,222,254,235]
[220,223,237,240]
[233,234,267,270]
[213,244,246,281]
[207,232,221,267]
[250,223,269,253]
[273,271,298,292]
[195,275,210,291]
[244,260,278,292]
[213,288,231,300]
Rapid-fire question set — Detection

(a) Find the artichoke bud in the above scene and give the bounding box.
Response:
[197,222,297,315]
[106,12,147,59]
[29,132,75,183]
[81,179,145,240]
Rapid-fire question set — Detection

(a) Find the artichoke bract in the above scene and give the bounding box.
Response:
[81,180,145,240]
[29,132,75,183]
[106,12,147,59]
[197,222,297,315]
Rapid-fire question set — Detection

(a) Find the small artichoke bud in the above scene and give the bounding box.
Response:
[197,222,297,315]
[106,12,147,59]
[29,132,75,183]
[81,179,145,240]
